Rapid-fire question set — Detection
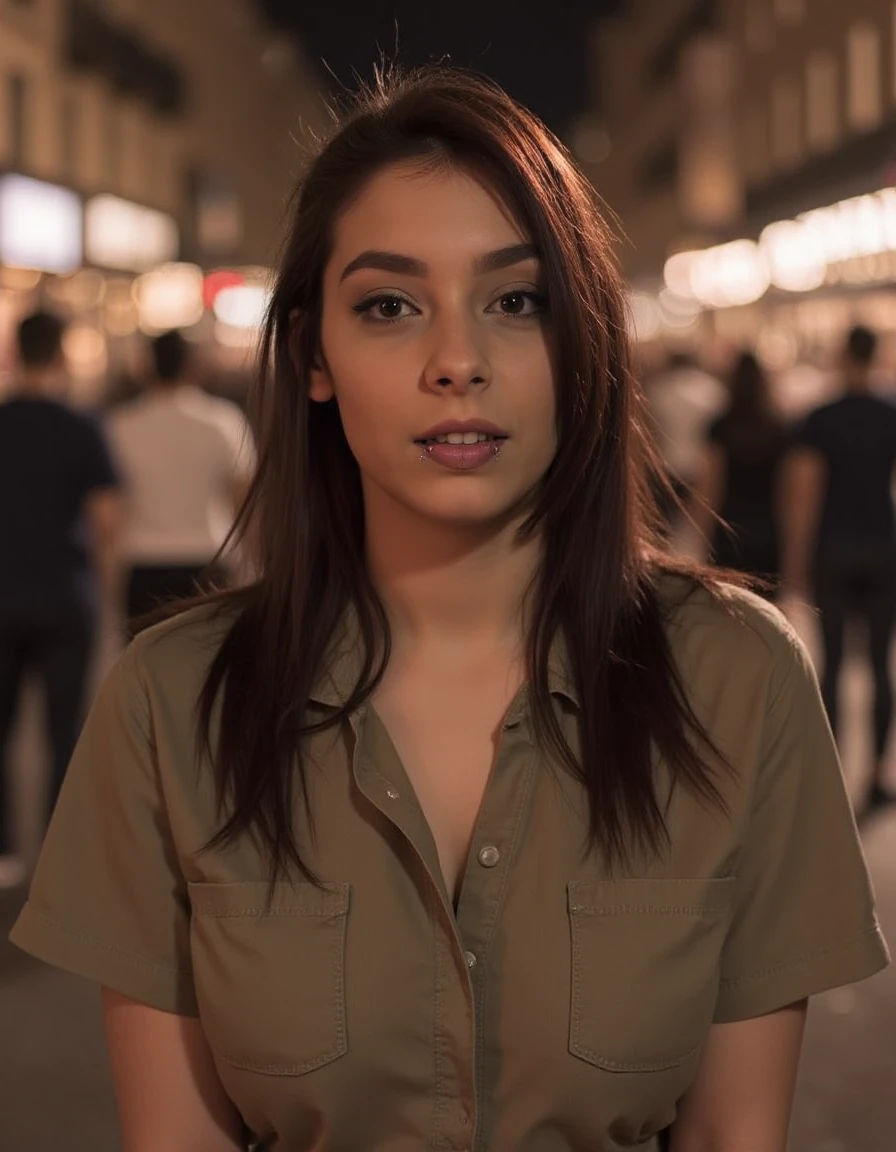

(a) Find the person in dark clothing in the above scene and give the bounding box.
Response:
[0,310,120,885]
[694,351,788,592]
[784,324,896,815]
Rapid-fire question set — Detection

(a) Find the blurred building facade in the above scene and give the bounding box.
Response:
[589,0,896,372]
[0,0,325,394]
[587,0,741,281]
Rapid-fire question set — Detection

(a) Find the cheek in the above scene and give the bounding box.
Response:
[327,362,408,467]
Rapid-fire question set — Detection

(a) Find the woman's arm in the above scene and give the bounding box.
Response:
[102,987,246,1152]
[668,1000,807,1152]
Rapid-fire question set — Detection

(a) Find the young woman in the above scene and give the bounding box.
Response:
[10,68,888,1152]
[693,350,789,592]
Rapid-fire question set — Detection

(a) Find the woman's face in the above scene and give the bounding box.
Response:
[311,160,557,530]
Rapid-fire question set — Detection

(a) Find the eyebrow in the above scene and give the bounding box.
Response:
[339,242,539,282]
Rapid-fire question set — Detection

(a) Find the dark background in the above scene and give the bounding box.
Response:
[256,0,623,137]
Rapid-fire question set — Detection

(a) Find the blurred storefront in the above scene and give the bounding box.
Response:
[0,0,326,404]
[585,0,896,407]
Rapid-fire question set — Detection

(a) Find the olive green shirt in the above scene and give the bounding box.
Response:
[10,582,889,1150]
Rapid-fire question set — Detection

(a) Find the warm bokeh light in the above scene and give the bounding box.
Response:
[689,240,770,308]
[0,174,83,274]
[45,269,107,312]
[759,220,827,292]
[627,291,663,343]
[85,195,180,273]
[134,262,205,333]
[212,283,270,329]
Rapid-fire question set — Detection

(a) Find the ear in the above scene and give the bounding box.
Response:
[309,360,335,403]
[289,307,335,403]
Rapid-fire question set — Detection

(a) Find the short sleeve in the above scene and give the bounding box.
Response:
[78,410,120,493]
[790,407,827,455]
[714,631,889,1021]
[9,644,197,1015]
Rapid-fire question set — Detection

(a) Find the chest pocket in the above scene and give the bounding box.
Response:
[568,876,735,1073]
[188,881,350,1076]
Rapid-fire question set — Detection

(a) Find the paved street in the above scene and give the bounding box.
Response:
[0,608,894,1151]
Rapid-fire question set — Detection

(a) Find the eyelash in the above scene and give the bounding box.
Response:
[351,290,549,325]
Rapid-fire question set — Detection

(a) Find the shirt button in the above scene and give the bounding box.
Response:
[478,845,500,868]
[385,787,399,800]
[464,950,478,969]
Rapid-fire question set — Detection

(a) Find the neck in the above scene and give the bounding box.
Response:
[845,368,871,393]
[364,490,541,654]
[18,368,60,397]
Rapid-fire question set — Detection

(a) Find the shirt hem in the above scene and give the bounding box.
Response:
[713,922,890,1022]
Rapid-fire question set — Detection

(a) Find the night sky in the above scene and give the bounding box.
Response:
[256,1,623,138]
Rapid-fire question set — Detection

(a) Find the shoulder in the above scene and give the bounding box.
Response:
[185,390,249,443]
[801,398,837,424]
[104,397,145,437]
[54,404,111,452]
[871,392,896,414]
[125,599,243,706]
[656,574,805,698]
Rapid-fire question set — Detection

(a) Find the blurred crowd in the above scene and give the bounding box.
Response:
[0,309,255,887]
[2,305,896,888]
[647,324,896,824]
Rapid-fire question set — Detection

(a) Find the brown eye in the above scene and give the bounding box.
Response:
[501,292,527,315]
[351,293,418,323]
[488,290,548,318]
[377,298,404,319]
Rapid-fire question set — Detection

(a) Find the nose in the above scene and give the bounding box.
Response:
[421,310,491,395]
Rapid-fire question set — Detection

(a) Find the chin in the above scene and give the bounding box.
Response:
[411,491,533,532]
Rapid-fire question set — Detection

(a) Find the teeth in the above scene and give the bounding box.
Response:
[434,432,492,444]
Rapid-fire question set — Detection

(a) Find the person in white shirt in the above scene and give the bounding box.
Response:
[645,350,727,537]
[106,330,255,631]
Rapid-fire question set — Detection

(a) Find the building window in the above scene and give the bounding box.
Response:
[848,23,882,130]
[106,105,120,187]
[746,2,772,51]
[772,77,803,169]
[806,52,840,150]
[60,94,78,182]
[774,0,805,23]
[8,75,27,168]
[892,3,896,101]
[743,106,769,182]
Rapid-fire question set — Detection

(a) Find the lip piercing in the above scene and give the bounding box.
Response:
[419,441,504,462]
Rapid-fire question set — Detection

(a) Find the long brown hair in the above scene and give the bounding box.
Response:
[195,66,729,882]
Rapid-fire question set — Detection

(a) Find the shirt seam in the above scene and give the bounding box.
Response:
[719,922,882,989]
[21,906,184,976]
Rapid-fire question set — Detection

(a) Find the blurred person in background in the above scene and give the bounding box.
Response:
[106,329,255,633]
[0,309,120,888]
[784,324,896,815]
[644,348,727,536]
[692,350,788,594]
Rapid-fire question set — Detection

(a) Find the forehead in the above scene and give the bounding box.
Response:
[330,161,527,258]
